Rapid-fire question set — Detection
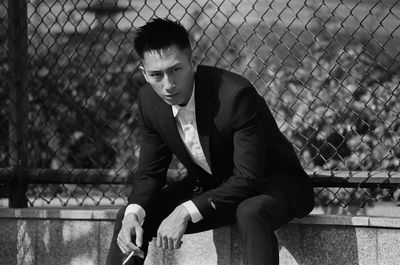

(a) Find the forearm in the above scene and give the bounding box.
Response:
[191,175,263,219]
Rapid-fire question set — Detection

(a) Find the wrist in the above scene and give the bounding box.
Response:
[181,200,203,223]
[123,212,139,226]
[177,205,191,222]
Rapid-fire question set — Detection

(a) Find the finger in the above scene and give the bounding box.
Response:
[118,226,134,251]
[174,239,183,249]
[156,233,162,248]
[117,235,130,255]
[135,226,143,248]
[118,231,140,255]
[168,238,174,250]
[117,234,126,253]
[163,236,168,249]
[126,241,141,252]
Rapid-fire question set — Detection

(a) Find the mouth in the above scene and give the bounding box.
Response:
[164,93,178,99]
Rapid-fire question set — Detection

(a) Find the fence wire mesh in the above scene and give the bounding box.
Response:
[0,0,399,210]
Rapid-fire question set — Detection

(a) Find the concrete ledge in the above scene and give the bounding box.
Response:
[3,207,400,228]
[0,207,117,220]
[1,207,400,265]
[292,214,400,229]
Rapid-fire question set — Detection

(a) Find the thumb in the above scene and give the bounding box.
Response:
[135,226,143,248]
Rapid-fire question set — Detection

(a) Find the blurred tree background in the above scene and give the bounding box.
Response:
[0,0,399,207]
[189,1,400,173]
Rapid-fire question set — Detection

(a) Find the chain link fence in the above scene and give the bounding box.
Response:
[0,0,399,212]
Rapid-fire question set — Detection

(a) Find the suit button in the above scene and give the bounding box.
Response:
[193,185,203,195]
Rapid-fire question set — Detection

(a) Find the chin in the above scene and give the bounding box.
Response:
[163,98,177,105]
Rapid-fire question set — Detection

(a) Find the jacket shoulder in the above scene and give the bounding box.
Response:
[197,65,252,90]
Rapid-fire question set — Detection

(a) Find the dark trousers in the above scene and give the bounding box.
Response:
[105,182,293,265]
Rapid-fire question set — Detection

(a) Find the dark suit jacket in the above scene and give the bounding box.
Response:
[129,65,315,219]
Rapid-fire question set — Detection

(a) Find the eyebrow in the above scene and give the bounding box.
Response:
[147,63,182,74]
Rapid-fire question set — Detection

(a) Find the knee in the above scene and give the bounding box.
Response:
[236,199,265,225]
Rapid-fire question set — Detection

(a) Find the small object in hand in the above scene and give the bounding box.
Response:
[122,249,144,265]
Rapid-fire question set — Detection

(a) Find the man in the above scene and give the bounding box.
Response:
[106,18,314,265]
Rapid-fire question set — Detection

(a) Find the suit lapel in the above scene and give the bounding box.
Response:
[194,69,213,172]
[156,66,214,174]
[156,101,198,171]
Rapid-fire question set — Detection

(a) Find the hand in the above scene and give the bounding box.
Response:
[156,205,190,250]
[117,212,144,255]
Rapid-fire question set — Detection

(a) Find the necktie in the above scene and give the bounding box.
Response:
[178,108,204,159]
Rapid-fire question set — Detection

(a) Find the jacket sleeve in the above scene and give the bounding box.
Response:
[191,85,272,219]
[128,98,172,213]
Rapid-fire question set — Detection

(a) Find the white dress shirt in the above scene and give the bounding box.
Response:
[125,86,210,223]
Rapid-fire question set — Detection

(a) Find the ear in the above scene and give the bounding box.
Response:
[191,55,198,73]
[139,65,148,82]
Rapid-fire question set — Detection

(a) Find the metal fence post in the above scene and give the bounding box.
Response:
[8,0,28,207]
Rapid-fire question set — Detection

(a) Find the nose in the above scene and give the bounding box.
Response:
[163,74,175,92]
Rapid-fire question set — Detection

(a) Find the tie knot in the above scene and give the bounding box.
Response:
[179,108,195,121]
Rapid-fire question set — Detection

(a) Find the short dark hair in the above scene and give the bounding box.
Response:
[133,18,192,60]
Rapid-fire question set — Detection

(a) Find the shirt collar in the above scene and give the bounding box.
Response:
[172,85,196,117]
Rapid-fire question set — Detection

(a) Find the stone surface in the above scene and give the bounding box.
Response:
[0,219,18,265]
[0,207,118,220]
[369,216,400,228]
[212,226,232,265]
[161,228,230,265]
[277,224,303,265]
[355,227,378,265]
[292,214,371,226]
[99,221,115,265]
[377,228,400,265]
[0,219,37,265]
[142,226,233,265]
[230,225,243,265]
[145,239,165,265]
[278,224,360,265]
[2,209,400,265]
[36,220,99,265]
[16,220,37,265]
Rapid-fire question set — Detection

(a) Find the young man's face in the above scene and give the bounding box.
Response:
[140,45,197,106]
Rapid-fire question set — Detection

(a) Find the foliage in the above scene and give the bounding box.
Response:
[0,2,399,207]
[26,30,145,171]
[188,4,400,173]
[1,4,399,173]
[270,42,400,172]
[186,5,400,208]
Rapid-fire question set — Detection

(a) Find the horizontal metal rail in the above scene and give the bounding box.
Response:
[307,171,400,189]
[1,168,399,188]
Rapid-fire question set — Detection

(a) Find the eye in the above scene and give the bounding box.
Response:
[150,72,163,79]
[171,67,181,73]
